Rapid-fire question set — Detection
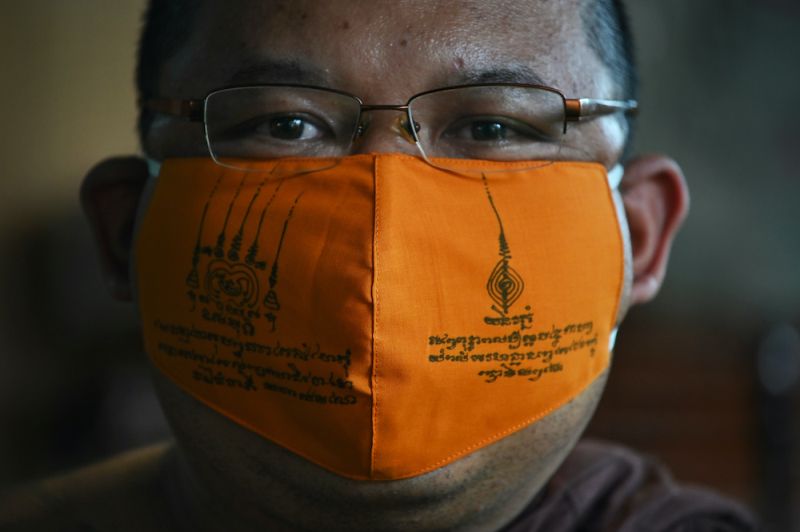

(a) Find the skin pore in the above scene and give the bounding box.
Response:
[79,0,688,530]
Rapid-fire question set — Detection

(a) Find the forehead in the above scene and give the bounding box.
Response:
[161,0,610,101]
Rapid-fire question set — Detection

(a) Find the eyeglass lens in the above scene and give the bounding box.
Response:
[204,85,567,171]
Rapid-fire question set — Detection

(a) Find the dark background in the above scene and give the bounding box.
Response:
[0,1,798,530]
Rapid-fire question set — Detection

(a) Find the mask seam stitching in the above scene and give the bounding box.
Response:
[396,365,609,478]
[370,154,381,478]
[149,347,603,481]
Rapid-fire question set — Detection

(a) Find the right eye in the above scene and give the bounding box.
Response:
[218,113,330,143]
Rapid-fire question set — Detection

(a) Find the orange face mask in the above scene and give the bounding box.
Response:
[136,154,624,481]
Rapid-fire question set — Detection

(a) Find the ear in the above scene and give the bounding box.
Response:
[620,155,689,305]
[80,157,150,301]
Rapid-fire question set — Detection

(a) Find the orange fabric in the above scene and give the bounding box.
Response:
[136,154,624,480]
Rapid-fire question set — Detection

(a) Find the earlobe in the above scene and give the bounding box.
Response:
[80,157,150,301]
[620,155,689,305]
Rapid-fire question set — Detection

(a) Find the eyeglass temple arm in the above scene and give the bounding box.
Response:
[141,98,205,121]
[142,95,637,126]
[565,98,638,123]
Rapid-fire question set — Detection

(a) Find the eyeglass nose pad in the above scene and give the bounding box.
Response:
[392,115,420,145]
[355,118,369,139]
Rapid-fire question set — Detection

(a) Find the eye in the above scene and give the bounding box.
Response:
[444,116,553,144]
[470,121,508,141]
[267,116,323,140]
[217,113,329,143]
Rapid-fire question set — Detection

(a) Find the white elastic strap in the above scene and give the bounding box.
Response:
[606,165,623,352]
[608,327,619,352]
[145,158,162,179]
[607,164,624,190]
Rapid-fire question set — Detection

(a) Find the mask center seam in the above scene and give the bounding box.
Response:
[370,154,381,478]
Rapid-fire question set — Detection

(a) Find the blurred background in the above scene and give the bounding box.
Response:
[0,0,798,529]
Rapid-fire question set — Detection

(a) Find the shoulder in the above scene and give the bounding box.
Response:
[0,442,176,532]
[504,439,758,532]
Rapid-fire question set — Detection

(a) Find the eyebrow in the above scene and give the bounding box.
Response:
[225,58,329,86]
[453,66,547,86]
[223,60,548,91]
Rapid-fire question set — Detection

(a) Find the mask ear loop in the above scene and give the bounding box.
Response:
[608,327,619,352]
[607,164,624,190]
[146,157,162,179]
[606,163,625,351]
[132,157,167,308]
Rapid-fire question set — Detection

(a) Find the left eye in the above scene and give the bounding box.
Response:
[265,115,324,140]
[444,116,551,143]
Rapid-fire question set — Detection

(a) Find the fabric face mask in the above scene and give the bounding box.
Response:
[135,154,625,481]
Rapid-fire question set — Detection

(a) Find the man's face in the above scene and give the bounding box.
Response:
[129,0,640,529]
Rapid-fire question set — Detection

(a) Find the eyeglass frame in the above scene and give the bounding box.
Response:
[142,82,638,156]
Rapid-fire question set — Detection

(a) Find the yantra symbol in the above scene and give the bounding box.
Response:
[182,168,302,333]
[205,259,260,308]
[487,255,524,315]
[482,174,525,316]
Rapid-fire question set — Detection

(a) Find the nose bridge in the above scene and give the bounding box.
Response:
[352,105,419,156]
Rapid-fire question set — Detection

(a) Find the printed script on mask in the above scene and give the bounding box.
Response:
[153,319,359,406]
[427,320,598,383]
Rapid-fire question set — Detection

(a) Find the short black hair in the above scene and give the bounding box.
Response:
[135,0,638,146]
[135,0,199,143]
[583,0,638,103]
[582,0,638,152]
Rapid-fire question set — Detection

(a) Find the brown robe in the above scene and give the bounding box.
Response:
[502,440,757,531]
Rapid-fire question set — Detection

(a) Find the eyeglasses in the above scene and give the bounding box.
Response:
[144,83,637,171]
